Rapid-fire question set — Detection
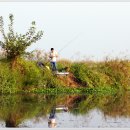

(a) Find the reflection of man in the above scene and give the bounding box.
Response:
[49,48,58,71]
[48,119,57,128]
[48,105,68,128]
[48,108,57,128]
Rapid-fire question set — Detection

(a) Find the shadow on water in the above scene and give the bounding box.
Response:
[0,91,130,127]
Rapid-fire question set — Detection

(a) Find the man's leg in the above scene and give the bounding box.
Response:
[50,62,57,71]
[50,62,54,71]
[53,62,57,71]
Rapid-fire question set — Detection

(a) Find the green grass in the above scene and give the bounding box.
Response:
[71,59,130,90]
[0,57,130,94]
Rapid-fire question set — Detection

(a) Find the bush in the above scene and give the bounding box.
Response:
[15,58,43,88]
[71,62,105,87]
[97,59,130,89]
[42,69,66,88]
[57,59,72,71]
[14,58,66,89]
[70,61,124,88]
[0,62,17,93]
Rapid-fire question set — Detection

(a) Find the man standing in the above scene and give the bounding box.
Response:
[49,48,58,71]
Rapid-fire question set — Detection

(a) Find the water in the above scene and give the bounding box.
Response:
[0,91,130,128]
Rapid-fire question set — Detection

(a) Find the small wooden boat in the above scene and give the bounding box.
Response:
[55,71,69,76]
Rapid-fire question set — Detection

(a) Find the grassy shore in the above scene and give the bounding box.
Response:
[0,57,130,94]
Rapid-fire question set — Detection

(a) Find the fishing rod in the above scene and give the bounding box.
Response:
[58,32,82,54]
[44,33,82,65]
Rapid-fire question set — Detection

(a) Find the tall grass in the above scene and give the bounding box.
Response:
[13,58,66,89]
[71,62,109,88]
[71,59,130,89]
[57,59,72,71]
[0,57,130,94]
[0,61,17,93]
[0,58,66,93]
[97,59,130,89]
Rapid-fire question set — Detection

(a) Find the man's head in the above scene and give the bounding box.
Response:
[48,121,57,128]
[51,48,54,51]
[48,118,57,128]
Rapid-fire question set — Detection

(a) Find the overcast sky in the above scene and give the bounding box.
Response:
[0,2,130,61]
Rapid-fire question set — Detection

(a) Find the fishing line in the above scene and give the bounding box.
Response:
[58,32,82,54]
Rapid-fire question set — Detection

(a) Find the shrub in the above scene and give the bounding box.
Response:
[98,59,130,89]
[42,69,66,88]
[57,59,72,71]
[71,62,119,88]
[71,62,102,87]
[15,58,43,88]
[0,63,17,93]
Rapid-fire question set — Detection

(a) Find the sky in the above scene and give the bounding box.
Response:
[0,2,130,61]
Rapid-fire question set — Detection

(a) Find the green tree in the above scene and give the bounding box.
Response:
[0,14,43,64]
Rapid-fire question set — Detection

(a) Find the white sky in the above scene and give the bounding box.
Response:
[0,2,130,61]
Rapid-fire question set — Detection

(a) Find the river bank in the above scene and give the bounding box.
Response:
[0,57,130,94]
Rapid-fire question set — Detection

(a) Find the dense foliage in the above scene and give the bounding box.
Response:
[0,57,130,94]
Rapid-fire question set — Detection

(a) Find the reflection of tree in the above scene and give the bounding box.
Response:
[0,94,42,127]
[0,94,67,127]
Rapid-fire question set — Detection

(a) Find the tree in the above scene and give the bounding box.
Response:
[0,14,43,62]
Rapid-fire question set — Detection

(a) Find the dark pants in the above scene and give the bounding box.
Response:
[50,62,57,71]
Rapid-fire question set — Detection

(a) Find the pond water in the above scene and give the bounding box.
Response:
[0,91,130,128]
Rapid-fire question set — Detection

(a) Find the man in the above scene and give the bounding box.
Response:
[49,48,58,71]
[48,105,68,128]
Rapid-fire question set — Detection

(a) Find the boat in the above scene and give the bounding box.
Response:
[55,71,69,76]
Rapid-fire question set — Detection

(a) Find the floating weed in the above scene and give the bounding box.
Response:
[21,87,117,95]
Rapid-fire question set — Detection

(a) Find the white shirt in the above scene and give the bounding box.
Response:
[49,50,58,62]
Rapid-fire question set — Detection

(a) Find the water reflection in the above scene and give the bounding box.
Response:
[48,105,68,128]
[0,91,129,127]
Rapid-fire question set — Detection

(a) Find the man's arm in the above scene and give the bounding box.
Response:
[49,52,53,58]
[55,51,58,57]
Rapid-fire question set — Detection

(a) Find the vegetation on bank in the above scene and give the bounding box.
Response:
[0,57,130,94]
[71,59,130,90]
